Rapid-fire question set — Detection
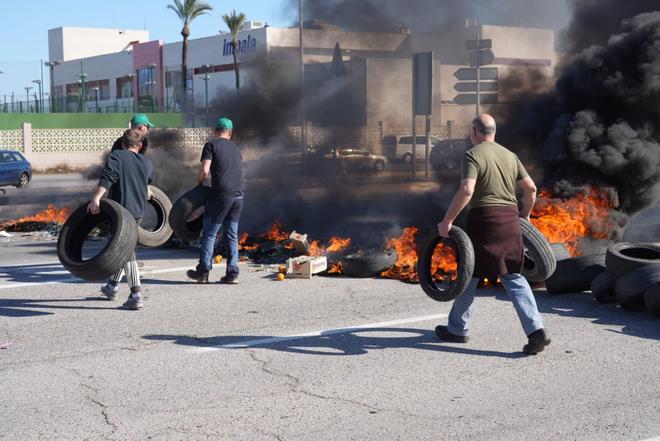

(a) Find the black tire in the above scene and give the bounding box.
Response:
[614,265,660,311]
[644,283,660,316]
[605,242,660,276]
[169,186,210,242]
[545,254,606,294]
[402,153,412,164]
[551,243,572,261]
[16,172,29,188]
[591,271,617,303]
[138,185,173,247]
[341,249,398,277]
[57,199,138,282]
[418,226,475,302]
[520,218,557,283]
[374,159,385,172]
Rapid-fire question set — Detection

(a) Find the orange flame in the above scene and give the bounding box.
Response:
[238,232,259,251]
[380,227,457,283]
[309,236,352,257]
[531,188,615,255]
[326,236,351,254]
[261,222,290,242]
[328,262,343,274]
[3,205,72,226]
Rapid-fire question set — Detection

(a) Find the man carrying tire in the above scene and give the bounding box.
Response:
[88,128,154,310]
[111,113,154,154]
[186,117,244,284]
[435,114,551,355]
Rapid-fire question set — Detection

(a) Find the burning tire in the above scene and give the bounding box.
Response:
[138,185,173,248]
[341,249,398,277]
[614,265,660,311]
[545,254,606,294]
[520,218,557,283]
[605,242,660,276]
[169,186,210,242]
[57,199,138,282]
[551,243,571,261]
[591,271,617,303]
[644,283,660,316]
[418,226,475,302]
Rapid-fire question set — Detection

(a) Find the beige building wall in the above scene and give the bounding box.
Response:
[48,27,149,63]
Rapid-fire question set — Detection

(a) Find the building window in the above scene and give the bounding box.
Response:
[117,76,134,98]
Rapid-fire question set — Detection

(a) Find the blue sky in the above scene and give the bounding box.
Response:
[0,0,293,96]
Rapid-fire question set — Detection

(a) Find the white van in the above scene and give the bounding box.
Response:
[382,135,442,163]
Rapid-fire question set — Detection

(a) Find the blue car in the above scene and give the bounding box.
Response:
[0,150,32,188]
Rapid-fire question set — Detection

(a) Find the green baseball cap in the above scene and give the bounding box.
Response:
[131,113,154,128]
[216,117,233,130]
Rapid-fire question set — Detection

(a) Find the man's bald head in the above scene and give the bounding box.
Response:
[472,114,497,135]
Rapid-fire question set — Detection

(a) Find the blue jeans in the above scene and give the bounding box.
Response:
[197,198,242,276]
[447,273,544,337]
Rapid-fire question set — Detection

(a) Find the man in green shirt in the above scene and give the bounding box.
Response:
[436,114,551,355]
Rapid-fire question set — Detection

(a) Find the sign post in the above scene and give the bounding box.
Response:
[412,51,433,179]
[466,34,492,116]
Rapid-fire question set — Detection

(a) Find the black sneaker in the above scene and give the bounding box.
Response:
[220,274,239,284]
[187,269,209,284]
[435,325,469,343]
[121,295,143,310]
[523,329,551,355]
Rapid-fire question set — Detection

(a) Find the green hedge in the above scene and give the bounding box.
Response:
[0,113,184,130]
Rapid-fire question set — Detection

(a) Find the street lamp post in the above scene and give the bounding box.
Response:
[201,64,211,127]
[32,80,42,113]
[92,87,100,112]
[78,73,87,112]
[124,73,136,112]
[24,86,33,113]
[44,60,62,112]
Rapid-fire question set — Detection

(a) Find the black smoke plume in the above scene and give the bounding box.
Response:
[291,0,570,33]
[500,10,660,214]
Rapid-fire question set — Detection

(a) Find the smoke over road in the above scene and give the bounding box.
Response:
[501,9,660,213]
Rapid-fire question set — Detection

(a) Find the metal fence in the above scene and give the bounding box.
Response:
[0,94,181,114]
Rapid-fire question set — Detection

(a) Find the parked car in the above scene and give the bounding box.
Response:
[429,138,470,171]
[276,145,388,174]
[0,150,31,188]
[382,135,443,163]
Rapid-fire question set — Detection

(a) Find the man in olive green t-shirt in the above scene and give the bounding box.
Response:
[435,114,551,355]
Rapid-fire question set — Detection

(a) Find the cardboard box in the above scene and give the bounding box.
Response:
[286,256,328,279]
[289,230,311,254]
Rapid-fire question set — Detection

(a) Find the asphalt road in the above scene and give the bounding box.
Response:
[0,234,658,440]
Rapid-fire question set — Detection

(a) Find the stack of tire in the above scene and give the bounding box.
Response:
[57,186,172,281]
[591,243,660,315]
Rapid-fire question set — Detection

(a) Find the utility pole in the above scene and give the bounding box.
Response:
[40,59,45,111]
[45,61,61,113]
[24,87,33,112]
[32,80,42,113]
[299,0,307,160]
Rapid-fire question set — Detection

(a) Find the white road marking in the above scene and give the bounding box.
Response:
[0,265,202,290]
[190,314,449,353]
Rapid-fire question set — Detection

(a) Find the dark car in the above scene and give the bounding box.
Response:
[429,138,470,171]
[276,145,388,174]
[0,150,32,188]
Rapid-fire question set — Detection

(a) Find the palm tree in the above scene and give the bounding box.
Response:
[222,9,247,91]
[167,0,213,110]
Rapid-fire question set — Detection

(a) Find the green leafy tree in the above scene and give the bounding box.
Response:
[222,9,247,91]
[167,0,213,109]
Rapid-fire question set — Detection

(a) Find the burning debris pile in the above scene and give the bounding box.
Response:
[530,186,626,256]
[0,205,72,233]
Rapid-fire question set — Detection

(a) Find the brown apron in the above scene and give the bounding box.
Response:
[466,205,524,278]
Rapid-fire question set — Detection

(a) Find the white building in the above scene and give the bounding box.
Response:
[47,23,557,125]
